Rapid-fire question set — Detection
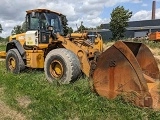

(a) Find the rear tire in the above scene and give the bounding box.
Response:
[44,48,81,84]
[6,49,25,73]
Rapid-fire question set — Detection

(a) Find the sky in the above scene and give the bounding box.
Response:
[0,0,160,37]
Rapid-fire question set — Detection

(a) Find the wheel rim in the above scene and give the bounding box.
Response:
[50,60,64,79]
[8,57,16,70]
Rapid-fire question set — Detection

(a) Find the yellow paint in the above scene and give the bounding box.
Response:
[56,33,103,77]
[49,60,63,78]
[55,63,62,75]
[0,51,6,58]
[9,57,16,70]
[11,59,16,68]
[26,50,44,68]
[38,44,48,49]
[9,33,26,46]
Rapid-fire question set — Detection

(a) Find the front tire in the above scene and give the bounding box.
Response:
[44,48,81,84]
[6,49,25,73]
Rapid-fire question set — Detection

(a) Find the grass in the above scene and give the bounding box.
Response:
[0,44,6,51]
[1,62,160,120]
[0,42,160,119]
[140,40,160,49]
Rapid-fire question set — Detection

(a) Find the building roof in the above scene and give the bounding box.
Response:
[102,19,160,29]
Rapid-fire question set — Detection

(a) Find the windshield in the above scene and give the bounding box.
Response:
[46,13,64,35]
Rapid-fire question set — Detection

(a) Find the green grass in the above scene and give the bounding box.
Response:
[0,44,6,51]
[0,42,160,119]
[140,40,160,49]
[1,61,160,120]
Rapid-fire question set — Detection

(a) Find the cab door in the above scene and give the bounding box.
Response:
[39,13,50,44]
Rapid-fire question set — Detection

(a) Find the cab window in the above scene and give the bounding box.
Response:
[40,13,47,30]
[30,17,39,30]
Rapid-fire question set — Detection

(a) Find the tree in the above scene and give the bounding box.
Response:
[11,25,25,35]
[68,27,73,34]
[60,15,69,36]
[0,24,3,33]
[109,6,132,40]
[74,22,89,33]
[96,25,103,29]
[78,24,86,32]
[21,21,27,32]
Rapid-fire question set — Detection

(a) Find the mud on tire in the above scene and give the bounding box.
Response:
[44,48,81,84]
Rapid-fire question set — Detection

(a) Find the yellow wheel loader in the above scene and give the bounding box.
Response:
[0,9,160,109]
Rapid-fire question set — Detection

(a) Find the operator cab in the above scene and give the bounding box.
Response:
[25,9,67,46]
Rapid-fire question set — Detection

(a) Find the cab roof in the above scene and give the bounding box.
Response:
[26,9,62,15]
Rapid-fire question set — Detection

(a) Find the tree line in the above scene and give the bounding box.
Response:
[0,6,132,41]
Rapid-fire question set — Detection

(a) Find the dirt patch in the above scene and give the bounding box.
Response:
[0,101,26,120]
[103,42,114,51]
[0,87,27,120]
[16,96,31,108]
[154,56,160,70]
[154,56,160,63]
[0,58,5,61]
[150,48,160,56]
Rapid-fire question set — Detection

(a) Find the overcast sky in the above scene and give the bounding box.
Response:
[0,0,160,37]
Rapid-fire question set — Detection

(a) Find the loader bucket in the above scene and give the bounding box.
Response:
[92,41,160,108]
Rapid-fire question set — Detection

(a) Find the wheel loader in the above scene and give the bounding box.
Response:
[0,9,160,109]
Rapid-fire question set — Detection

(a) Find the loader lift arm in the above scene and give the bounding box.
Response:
[54,32,103,77]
